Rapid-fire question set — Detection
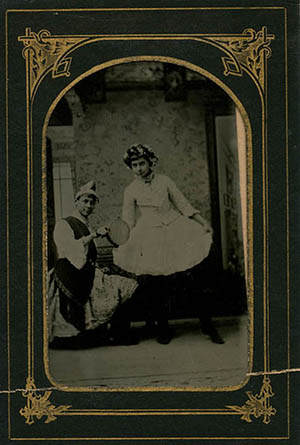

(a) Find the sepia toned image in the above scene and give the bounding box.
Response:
[45,61,250,390]
[3,1,298,441]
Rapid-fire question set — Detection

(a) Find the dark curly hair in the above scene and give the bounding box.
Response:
[123,144,159,168]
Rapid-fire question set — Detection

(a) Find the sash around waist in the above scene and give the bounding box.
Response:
[138,207,181,227]
[54,258,95,305]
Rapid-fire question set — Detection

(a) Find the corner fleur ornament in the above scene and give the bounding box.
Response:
[206,26,274,92]
[227,376,276,424]
[18,28,86,99]
[19,377,71,425]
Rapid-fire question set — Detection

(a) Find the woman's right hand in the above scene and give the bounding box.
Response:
[203,224,214,236]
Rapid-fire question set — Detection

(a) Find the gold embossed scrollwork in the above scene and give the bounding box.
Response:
[227,376,276,424]
[207,26,274,92]
[18,28,86,99]
[19,377,71,425]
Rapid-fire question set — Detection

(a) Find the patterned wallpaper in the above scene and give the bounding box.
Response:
[69,89,211,243]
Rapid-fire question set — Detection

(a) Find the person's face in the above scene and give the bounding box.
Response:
[75,194,96,218]
[131,157,151,178]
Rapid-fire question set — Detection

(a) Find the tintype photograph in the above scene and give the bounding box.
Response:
[2,2,298,442]
[45,61,250,389]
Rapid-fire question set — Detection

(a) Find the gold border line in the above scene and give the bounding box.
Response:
[30,66,35,379]
[9,436,290,441]
[7,7,286,12]
[262,50,268,375]
[42,55,253,394]
[30,58,35,379]
[59,411,239,416]
[25,50,32,379]
[67,409,236,412]
[284,7,290,438]
[18,33,273,38]
[265,47,270,375]
[24,44,35,380]
[5,9,11,442]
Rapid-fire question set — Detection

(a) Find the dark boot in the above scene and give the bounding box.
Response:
[150,276,172,345]
[141,319,157,338]
[157,325,173,344]
[200,318,224,344]
[109,297,140,346]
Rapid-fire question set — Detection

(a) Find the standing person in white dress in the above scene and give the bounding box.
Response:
[113,144,224,344]
[48,180,139,349]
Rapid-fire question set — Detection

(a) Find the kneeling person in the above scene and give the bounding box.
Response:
[48,180,138,349]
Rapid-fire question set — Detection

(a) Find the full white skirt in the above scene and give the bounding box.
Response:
[113,216,212,276]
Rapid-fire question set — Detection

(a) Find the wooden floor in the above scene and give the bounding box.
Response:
[48,315,249,390]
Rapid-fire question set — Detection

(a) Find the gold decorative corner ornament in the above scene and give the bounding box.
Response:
[226,376,276,424]
[207,26,274,92]
[19,377,71,425]
[18,28,86,99]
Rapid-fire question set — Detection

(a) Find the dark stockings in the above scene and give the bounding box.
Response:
[110,274,172,344]
[110,259,224,345]
[185,261,224,344]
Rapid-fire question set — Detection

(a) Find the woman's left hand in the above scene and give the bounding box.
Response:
[190,213,213,236]
[96,226,109,237]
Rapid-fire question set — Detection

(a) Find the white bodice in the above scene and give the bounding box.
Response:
[122,174,199,228]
